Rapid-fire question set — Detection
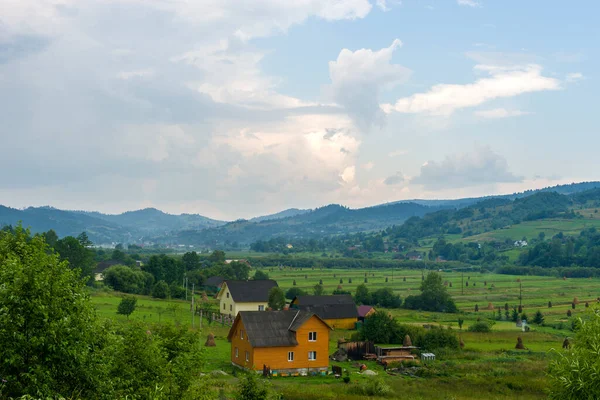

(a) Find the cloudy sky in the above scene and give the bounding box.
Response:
[0,0,596,220]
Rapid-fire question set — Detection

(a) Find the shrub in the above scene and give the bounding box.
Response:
[468,321,492,333]
[152,280,170,299]
[350,378,392,397]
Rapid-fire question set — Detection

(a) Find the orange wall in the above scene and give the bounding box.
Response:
[230,319,255,369]
[324,317,357,330]
[231,315,330,371]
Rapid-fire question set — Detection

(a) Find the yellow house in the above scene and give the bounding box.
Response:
[290,295,358,330]
[227,310,332,376]
[217,280,278,317]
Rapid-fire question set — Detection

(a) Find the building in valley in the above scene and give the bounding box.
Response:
[217,279,278,317]
[227,310,331,376]
[290,295,358,329]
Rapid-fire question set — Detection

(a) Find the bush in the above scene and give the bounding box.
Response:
[350,378,392,397]
[468,321,492,333]
[152,280,170,299]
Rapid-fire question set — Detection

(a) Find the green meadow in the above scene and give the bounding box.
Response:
[89,267,596,399]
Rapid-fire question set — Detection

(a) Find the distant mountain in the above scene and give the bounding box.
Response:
[0,206,225,244]
[250,208,310,223]
[2,181,600,247]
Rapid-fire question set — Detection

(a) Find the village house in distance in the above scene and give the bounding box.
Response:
[290,294,358,329]
[227,310,332,376]
[217,279,278,317]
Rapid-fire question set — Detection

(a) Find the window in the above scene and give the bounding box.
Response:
[258,305,264,311]
[308,351,317,361]
[230,304,232,311]
[223,303,225,310]
[235,347,239,358]
[288,351,294,362]
[309,332,317,342]
[241,330,244,340]
[245,351,249,362]
[226,292,229,298]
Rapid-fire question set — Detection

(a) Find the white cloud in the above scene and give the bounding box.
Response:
[412,145,522,189]
[363,161,375,170]
[566,72,584,83]
[384,171,404,185]
[457,0,481,7]
[375,0,394,12]
[117,69,155,80]
[388,149,408,157]
[341,166,356,183]
[382,64,560,116]
[474,108,531,119]
[327,39,411,131]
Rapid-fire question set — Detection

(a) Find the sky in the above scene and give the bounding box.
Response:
[0,0,597,220]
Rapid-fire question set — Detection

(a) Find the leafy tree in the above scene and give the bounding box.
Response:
[54,235,95,283]
[152,280,170,299]
[0,226,107,397]
[230,261,250,280]
[103,265,154,294]
[468,321,491,332]
[268,287,286,310]
[371,287,402,308]
[361,310,399,343]
[182,251,201,271]
[236,373,269,400]
[313,284,325,296]
[253,270,269,280]
[118,296,137,319]
[532,310,544,325]
[43,229,58,248]
[548,309,600,399]
[285,287,307,300]
[77,231,93,247]
[458,318,464,330]
[355,283,371,305]
[208,250,226,264]
[404,272,457,313]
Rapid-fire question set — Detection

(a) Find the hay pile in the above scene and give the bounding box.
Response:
[515,337,525,350]
[403,335,412,347]
[205,333,216,347]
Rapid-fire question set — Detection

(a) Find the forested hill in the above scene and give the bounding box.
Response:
[168,202,438,246]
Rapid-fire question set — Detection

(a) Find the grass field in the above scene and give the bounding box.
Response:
[89,267,596,399]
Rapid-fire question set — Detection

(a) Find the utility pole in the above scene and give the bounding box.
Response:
[461,272,464,295]
[184,276,188,301]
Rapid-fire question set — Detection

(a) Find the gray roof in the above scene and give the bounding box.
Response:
[223,279,278,302]
[293,295,358,320]
[229,310,327,348]
[205,276,224,287]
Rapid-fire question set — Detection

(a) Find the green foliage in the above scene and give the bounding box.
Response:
[548,308,600,399]
[354,283,371,305]
[103,264,154,294]
[0,226,107,398]
[54,235,95,283]
[349,378,392,397]
[362,311,398,343]
[285,287,307,299]
[268,287,286,310]
[313,283,325,295]
[152,280,171,299]
[236,373,269,400]
[253,270,270,280]
[468,321,492,333]
[404,272,457,313]
[117,295,137,319]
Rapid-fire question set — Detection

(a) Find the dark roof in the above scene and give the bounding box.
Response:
[228,310,330,348]
[357,305,375,318]
[205,276,224,287]
[223,279,278,302]
[293,295,358,320]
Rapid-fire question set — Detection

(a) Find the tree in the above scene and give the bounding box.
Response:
[361,310,399,343]
[77,231,93,247]
[0,226,106,397]
[355,283,371,305]
[117,296,137,320]
[182,251,201,271]
[236,373,269,400]
[404,272,458,313]
[371,288,402,308]
[285,287,307,300]
[268,287,286,310]
[152,280,170,299]
[548,309,600,399]
[313,284,325,296]
[208,250,226,264]
[54,236,95,283]
[43,229,58,248]
[458,318,464,330]
[532,310,544,325]
[253,270,269,280]
[104,265,154,295]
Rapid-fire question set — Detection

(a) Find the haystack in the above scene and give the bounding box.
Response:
[515,336,525,350]
[403,335,412,347]
[487,302,494,310]
[459,337,465,349]
[573,297,580,304]
[205,333,216,347]
[562,338,570,349]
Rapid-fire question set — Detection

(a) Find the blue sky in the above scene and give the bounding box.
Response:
[0,0,596,220]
